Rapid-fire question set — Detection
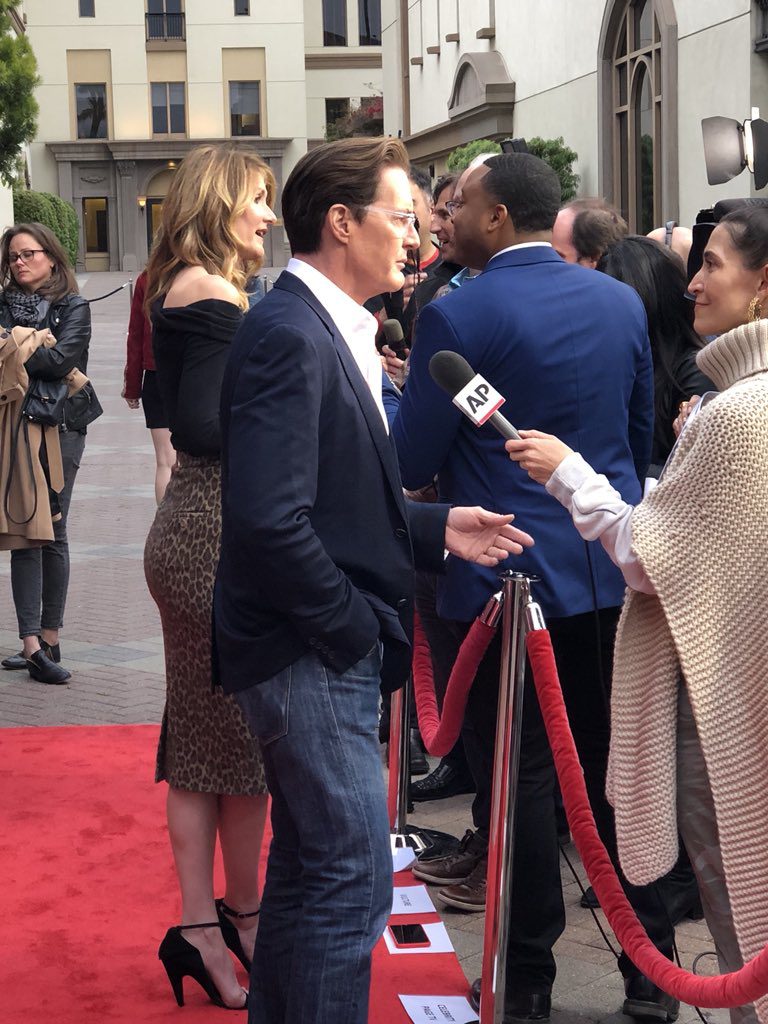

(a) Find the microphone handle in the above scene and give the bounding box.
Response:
[488,411,521,441]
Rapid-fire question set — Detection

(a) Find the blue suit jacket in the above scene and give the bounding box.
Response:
[213,270,448,694]
[393,246,654,621]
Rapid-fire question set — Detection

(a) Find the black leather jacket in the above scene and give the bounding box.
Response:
[0,292,92,429]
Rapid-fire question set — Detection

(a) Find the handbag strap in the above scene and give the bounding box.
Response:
[4,413,38,527]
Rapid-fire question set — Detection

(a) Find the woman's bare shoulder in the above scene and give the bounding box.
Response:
[164,267,240,308]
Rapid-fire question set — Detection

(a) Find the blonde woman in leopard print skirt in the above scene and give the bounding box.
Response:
[143,145,276,1010]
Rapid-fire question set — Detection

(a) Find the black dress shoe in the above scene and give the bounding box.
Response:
[410,728,429,776]
[411,760,475,802]
[3,639,61,670]
[26,650,71,685]
[469,979,551,1021]
[623,974,680,1022]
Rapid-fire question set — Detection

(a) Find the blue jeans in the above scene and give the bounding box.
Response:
[235,645,391,1024]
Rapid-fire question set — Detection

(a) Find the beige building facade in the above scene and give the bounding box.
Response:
[25,0,383,270]
[383,0,768,232]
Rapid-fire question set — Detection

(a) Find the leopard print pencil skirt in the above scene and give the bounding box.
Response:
[144,453,266,795]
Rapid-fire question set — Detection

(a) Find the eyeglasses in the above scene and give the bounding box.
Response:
[363,206,418,232]
[445,199,465,216]
[9,249,46,264]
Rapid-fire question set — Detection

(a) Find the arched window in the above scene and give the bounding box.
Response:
[599,0,678,231]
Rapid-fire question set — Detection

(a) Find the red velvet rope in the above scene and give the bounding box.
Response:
[526,628,768,1008]
[411,611,496,757]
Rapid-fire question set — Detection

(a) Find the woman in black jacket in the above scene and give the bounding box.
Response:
[0,223,91,685]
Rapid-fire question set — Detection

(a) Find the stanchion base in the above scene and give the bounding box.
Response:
[392,825,461,860]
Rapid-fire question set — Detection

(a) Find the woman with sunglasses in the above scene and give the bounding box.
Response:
[0,223,91,686]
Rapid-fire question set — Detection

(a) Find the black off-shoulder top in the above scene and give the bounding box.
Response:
[151,298,243,456]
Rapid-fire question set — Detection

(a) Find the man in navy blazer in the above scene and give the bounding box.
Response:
[394,154,677,1023]
[213,137,533,1024]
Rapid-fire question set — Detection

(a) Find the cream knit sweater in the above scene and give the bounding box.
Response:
[607,320,768,999]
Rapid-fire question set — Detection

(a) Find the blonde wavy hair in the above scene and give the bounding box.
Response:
[145,144,276,312]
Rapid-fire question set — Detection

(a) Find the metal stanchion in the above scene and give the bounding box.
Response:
[389,669,463,860]
[479,572,537,1024]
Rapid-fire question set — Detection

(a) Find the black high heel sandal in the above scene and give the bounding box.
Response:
[215,899,260,972]
[158,922,248,1010]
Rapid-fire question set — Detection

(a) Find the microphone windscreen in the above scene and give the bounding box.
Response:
[382,319,405,346]
[429,350,476,398]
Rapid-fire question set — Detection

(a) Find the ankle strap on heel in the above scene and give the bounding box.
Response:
[178,921,221,931]
[217,900,260,920]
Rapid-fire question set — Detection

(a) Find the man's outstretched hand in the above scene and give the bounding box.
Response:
[445,507,534,567]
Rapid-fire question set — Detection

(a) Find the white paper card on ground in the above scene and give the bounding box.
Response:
[391,884,436,916]
[398,994,479,1024]
[392,843,417,873]
[383,921,454,955]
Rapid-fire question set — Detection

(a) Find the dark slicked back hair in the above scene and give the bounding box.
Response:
[282,136,410,254]
[433,173,457,204]
[481,153,561,232]
[409,164,432,203]
[719,206,768,270]
[567,197,628,262]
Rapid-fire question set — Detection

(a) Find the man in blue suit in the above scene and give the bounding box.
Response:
[213,137,533,1024]
[394,153,678,1023]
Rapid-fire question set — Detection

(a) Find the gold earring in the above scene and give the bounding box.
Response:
[748,296,763,322]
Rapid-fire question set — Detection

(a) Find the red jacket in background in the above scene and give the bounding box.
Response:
[123,270,154,400]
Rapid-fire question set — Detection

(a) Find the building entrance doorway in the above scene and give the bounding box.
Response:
[146,198,163,252]
[83,196,109,271]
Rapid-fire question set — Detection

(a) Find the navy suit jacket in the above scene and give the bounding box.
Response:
[393,246,654,621]
[213,270,448,694]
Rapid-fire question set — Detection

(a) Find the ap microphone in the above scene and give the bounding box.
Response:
[429,350,521,440]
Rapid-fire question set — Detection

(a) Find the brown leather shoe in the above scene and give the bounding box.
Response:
[437,854,487,912]
[411,829,487,885]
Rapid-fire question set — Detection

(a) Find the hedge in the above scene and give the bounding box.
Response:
[12,188,79,267]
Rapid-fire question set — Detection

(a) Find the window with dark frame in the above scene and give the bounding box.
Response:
[322,0,347,46]
[358,0,381,46]
[235,0,250,13]
[79,0,95,16]
[325,97,351,127]
[151,82,186,135]
[230,81,261,137]
[146,0,184,40]
[610,0,662,233]
[75,84,108,139]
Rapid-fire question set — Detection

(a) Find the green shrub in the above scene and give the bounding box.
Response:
[445,136,580,203]
[446,139,501,173]
[12,188,79,266]
[526,136,580,203]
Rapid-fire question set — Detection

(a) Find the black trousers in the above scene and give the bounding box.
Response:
[447,607,675,993]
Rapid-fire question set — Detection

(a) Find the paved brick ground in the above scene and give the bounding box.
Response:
[0,273,725,1024]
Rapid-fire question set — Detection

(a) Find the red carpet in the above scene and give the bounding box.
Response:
[0,725,469,1023]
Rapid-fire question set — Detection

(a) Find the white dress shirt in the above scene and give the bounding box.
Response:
[285,258,388,432]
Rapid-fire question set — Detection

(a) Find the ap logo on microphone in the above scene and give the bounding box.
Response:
[451,374,505,426]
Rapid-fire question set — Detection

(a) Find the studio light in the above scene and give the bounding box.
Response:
[702,110,768,190]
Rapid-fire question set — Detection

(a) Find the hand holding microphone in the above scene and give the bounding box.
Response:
[505,431,574,485]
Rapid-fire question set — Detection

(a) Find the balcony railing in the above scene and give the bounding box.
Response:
[146,12,186,42]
